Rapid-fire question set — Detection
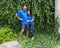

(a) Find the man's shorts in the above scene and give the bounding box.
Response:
[22,24,29,29]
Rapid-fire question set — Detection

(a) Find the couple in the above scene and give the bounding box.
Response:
[16,5,34,41]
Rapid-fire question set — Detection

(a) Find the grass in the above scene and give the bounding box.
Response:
[18,32,60,48]
[0,26,60,48]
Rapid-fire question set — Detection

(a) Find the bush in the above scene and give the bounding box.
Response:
[0,0,55,33]
[0,26,17,43]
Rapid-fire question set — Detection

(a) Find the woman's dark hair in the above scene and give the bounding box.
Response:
[27,9,32,15]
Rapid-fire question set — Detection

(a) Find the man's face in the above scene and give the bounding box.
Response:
[23,6,27,11]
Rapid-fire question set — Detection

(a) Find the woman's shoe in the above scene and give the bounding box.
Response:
[31,36,34,40]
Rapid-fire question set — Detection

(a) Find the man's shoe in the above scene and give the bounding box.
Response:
[18,38,21,44]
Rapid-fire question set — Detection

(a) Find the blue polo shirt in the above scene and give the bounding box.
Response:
[28,15,34,24]
[17,10,28,24]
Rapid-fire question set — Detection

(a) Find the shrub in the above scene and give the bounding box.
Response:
[0,0,55,33]
[0,26,17,43]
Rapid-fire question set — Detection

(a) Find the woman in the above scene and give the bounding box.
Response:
[27,9,35,40]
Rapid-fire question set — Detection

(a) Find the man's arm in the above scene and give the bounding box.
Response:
[27,18,34,22]
[16,14,22,21]
[30,18,34,22]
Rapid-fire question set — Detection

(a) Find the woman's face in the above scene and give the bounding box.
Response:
[27,10,30,15]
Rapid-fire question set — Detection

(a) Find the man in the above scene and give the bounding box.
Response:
[16,5,29,41]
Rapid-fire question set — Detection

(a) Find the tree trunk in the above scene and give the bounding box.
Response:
[55,0,60,33]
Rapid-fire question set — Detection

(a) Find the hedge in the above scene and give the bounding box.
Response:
[0,0,55,33]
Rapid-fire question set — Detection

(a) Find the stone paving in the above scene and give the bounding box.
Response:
[0,41,22,48]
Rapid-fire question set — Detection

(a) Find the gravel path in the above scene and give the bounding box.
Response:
[0,41,22,48]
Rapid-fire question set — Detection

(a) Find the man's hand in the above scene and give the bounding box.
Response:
[27,19,34,22]
[20,18,23,21]
[16,14,23,21]
[27,20,31,22]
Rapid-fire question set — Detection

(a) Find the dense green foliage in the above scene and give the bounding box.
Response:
[0,26,17,43]
[0,0,55,32]
[0,0,57,48]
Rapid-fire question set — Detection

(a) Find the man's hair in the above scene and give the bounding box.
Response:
[22,5,27,8]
